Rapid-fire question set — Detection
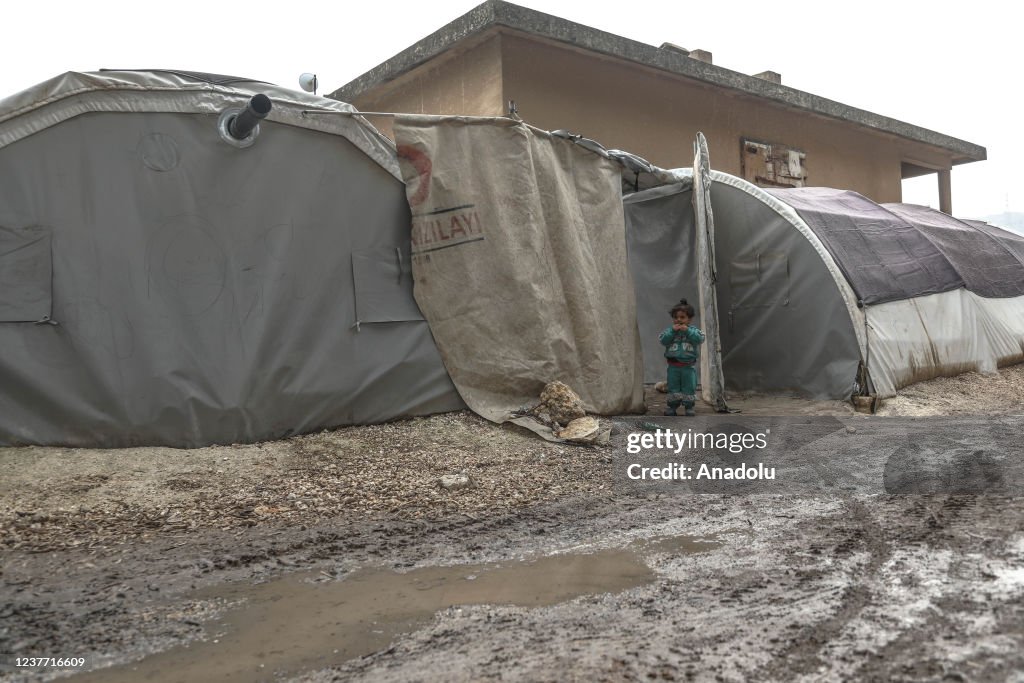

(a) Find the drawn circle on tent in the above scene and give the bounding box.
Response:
[138,133,180,172]
[396,144,432,207]
[148,216,227,316]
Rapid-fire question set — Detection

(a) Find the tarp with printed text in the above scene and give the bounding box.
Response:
[393,115,645,423]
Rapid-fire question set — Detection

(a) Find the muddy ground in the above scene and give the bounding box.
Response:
[2,366,1023,682]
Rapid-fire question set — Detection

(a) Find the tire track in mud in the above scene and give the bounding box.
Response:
[843,495,1024,682]
[753,494,1022,682]
[5,494,1021,682]
[752,497,893,681]
[852,596,1024,682]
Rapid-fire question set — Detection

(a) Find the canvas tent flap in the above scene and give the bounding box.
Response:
[352,245,423,323]
[392,115,645,423]
[0,225,51,322]
[623,182,699,384]
[691,133,728,411]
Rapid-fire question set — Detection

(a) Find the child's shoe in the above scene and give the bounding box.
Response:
[664,407,677,416]
[684,407,696,417]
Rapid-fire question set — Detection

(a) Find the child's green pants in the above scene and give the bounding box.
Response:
[666,364,697,408]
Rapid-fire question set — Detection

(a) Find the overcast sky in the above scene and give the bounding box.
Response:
[2,0,1018,219]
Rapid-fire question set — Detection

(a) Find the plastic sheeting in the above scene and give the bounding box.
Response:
[865,289,1024,397]
[624,174,862,399]
[626,177,1024,401]
[392,115,645,423]
[623,183,699,385]
[0,76,463,448]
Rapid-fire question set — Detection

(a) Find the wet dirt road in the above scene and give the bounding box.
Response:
[3,488,1022,682]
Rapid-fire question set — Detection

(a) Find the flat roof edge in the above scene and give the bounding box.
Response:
[328,1,503,104]
[329,0,986,162]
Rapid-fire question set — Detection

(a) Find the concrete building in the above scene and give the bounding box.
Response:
[330,1,985,213]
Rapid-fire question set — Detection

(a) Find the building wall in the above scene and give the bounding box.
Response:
[351,33,506,140]
[348,30,957,205]
[500,34,955,204]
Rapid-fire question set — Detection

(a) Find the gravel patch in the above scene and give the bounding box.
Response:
[878,364,1024,416]
[3,364,1022,555]
[0,413,610,554]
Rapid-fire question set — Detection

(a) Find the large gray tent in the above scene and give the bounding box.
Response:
[624,172,1024,400]
[5,86,1023,450]
[0,71,463,448]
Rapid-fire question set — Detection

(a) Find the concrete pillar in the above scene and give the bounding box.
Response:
[938,169,952,215]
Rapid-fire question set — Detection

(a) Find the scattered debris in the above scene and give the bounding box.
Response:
[556,416,601,443]
[852,396,875,414]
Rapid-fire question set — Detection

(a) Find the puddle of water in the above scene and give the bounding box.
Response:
[71,535,719,683]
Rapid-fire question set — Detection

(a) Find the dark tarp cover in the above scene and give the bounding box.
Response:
[766,188,963,305]
[884,204,1024,299]
[963,220,1024,267]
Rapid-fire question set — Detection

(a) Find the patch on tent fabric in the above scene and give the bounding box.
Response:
[0,225,52,322]
[410,204,485,256]
[729,252,790,308]
[351,246,424,323]
[137,133,180,172]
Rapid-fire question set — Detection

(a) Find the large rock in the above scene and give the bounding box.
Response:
[535,381,586,426]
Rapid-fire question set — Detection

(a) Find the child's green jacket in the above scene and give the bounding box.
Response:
[659,325,706,363]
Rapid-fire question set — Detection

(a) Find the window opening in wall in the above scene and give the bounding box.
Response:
[741,139,806,188]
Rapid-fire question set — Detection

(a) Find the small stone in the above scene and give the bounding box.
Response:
[440,473,472,490]
[556,416,600,442]
[846,426,857,434]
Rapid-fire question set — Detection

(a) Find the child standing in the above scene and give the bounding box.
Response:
[659,299,705,416]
